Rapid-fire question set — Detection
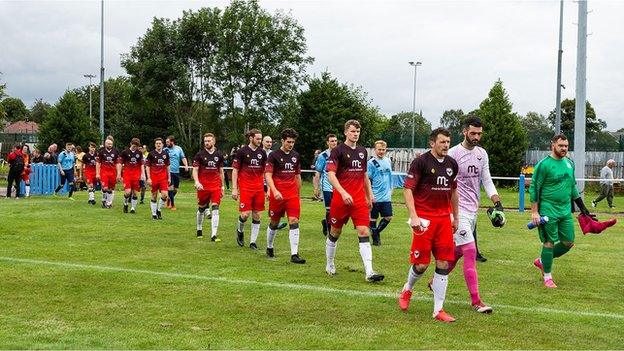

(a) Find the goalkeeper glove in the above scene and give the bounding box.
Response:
[487,201,506,228]
[574,197,596,219]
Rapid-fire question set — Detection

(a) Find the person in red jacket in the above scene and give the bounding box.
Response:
[7,144,25,199]
[21,144,31,197]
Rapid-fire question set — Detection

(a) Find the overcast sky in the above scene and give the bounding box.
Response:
[1,0,623,130]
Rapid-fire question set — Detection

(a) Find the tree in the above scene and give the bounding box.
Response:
[288,72,384,165]
[0,97,29,122]
[522,112,553,150]
[439,109,465,136]
[0,73,7,121]
[587,131,619,152]
[548,99,605,148]
[476,80,528,177]
[37,91,99,151]
[382,111,432,148]
[29,99,52,123]
[216,0,313,141]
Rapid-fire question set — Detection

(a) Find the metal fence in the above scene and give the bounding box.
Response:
[374,148,624,177]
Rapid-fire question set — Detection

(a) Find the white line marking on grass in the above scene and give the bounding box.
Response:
[2,256,623,320]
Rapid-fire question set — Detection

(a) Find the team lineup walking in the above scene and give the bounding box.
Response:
[10,118,615,325]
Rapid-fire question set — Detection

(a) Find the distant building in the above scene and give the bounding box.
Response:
[0,121,39,159]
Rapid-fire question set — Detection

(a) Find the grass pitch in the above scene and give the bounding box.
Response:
[0,182,623,349]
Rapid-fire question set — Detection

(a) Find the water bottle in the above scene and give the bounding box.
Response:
[527,216,549,229]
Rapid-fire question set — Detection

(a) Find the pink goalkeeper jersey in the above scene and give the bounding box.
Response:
[448,143,497,215]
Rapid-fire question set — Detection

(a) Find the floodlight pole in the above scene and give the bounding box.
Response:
[574,0,588,195]
[99,0,105,144]
[409,61,422,149]
[555,0,564,135]
[84,74,95,126]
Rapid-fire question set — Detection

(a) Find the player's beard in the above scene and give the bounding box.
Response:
[468,137,479,146]
[555,148,567,158]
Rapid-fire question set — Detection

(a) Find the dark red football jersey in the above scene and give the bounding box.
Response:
[119,148,144,175]
[146,149,170,180]
[193,148,224,190]
[265,148,301,199]
[96,147,120,172]
[232,145,266,190]
[82,152,97,171]
[404,151,458,217]
[326,143,368,201]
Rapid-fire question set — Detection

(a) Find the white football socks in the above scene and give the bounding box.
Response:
[432,272,449,316]
[359,240,373,277]
[211,209,219,237]
[266,226,277,249]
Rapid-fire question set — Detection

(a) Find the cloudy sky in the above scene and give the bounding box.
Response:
[1,0,623,130]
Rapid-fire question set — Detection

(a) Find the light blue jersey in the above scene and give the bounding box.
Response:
[58,151,76,171]
[367,156,393,202]
[315,149,333,192]
[165,145,186,173]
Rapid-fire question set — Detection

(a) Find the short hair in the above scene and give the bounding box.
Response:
[66,142,74,147]
[246,128,262,139]
[88,142,97,148]
[166,135,175,143]
[463,116,482,129]
[344,119,361,131]
[281,128,299,140]
[203,133,215,140]
[429,127,451,142]
[130,138,140,146]
[106,135,114,142]
[154,137,164,144]
[374,140,387,148]
[75,146,82,152]
[326,133,337,141]
[551,134,568,143]
[263,135,272,141]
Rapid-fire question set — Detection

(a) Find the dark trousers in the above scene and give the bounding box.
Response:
[594,184,614,207]
[7,166,24,198]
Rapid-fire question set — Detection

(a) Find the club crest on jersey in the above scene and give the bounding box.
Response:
[358,152,364,159]
[431,168,435,174]
[413,250,420,258]
[459,230,467,237]
[446,168,453,176]
[270,210,275,216]
[477,157,482,161]
[214,156,218,161]
[330,218,337,224]
[240,203,245,208]
[292,157,297,163]
[257,154,262,159]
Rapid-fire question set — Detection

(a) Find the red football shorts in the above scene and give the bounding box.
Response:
[197,188,222,206]
[151,177,168,193]
[269,196,301,221]
[100,170,116,190]
[329,194,370,229]
[239,189,265,212]
[409,215,455,265]
[123,173,141,192]
[84,168,97,186]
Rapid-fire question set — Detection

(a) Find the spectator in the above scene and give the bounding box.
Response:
[6,144,25,199]
[44,143,58,165]
[75,145,86,190]
[31,149,44,164]
[592,159,616,209]
[223,153,231,191]
[21,144,31,197]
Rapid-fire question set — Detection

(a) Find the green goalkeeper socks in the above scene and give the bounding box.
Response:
[553,242,571,258]
[541,246,554,274]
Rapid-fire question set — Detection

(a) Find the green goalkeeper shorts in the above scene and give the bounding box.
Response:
[538,214,575,244]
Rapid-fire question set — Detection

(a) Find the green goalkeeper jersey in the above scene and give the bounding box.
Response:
[529,155,579,218]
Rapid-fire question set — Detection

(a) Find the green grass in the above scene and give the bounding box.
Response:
[1,181,623,349]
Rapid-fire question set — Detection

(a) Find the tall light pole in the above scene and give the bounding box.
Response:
[83,74,95,126]
[409,61,422,149]
[574,0,588,196]
[99,0,105,143]
[555,0,564,135]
